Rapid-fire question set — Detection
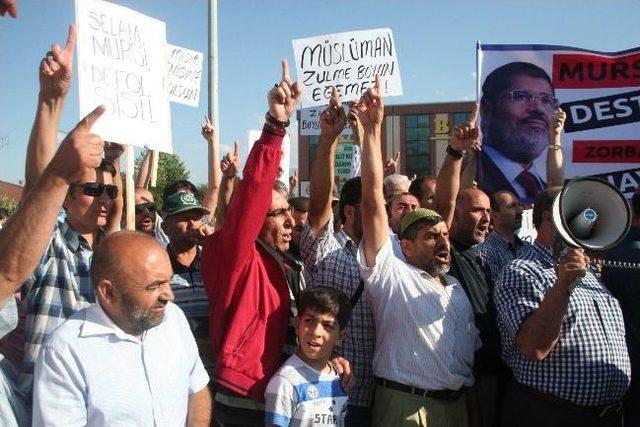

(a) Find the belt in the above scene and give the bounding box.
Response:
[517,382,622,418]
[375,377,462,401]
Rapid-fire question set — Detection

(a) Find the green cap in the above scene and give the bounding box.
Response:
[400,208,444,238]
[163,191,210,218]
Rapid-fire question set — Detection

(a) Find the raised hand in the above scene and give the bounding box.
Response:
[319,87,347,141]
[201,115,216,143]
[384,152,400,175]
[450,103,480,152]
[347,102,364,145]
[0,0,18,18]
[289,170,299,190]
[267,59,302,124]
[40,24,76,99]
[551,108,567,137]
[48,105,105,184]
[103,142,124,164]
[353,76,385,133]
[557,248,589,289]
[220,141,239,179]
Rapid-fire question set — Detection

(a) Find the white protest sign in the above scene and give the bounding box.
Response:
[300,106,352,136]
[335,142,361,182]
[166,43,203,107]
[75,0,172,152]
[247,130,291,188]
[292,28,403,108]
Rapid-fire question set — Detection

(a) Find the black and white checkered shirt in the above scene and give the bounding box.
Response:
[300,219,375,409]
[494,242,630,406]
[477,232,530,282]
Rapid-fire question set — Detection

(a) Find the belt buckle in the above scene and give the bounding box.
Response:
[598,402,621,418]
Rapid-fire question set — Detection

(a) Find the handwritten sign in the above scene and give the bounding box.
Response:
[300,106,352,136]
[75,0,172,152]
[167,43,203,107]
[292,28,403,108]
[335,142,361,182]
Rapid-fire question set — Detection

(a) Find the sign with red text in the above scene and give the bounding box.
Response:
[75,0,172,152]
[292,28,403,108]
[477,44,640,199]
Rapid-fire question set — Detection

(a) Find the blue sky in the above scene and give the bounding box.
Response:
[1,0,639,185]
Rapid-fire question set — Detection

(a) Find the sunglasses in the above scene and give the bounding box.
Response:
[73,182,118,200]
[135,202,157,215]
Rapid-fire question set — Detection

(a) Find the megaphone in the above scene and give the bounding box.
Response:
[552,177,631,251]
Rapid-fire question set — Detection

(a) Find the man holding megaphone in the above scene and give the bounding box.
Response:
[494,187,630,427]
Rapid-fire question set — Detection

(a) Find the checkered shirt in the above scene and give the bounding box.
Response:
[20,220,95,397]
[477,232,530,282]
[494,242,630,406]
[300,219,375,409]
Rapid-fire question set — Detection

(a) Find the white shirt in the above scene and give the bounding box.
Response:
[483,145,546,200]
[33,301,209,427]
[265,354,348,426]
[358,236,479,391]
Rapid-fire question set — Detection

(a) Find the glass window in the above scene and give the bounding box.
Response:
[417,140,430,155]
[417,128,430,140]
[405,115,418,128]
[405,128,418,141]
[454,112,470,125]
[417,115,429,128]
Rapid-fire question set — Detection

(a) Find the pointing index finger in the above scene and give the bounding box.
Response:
[75,105,105,132]
[469,103,479,127]
[65,24,77,55]
[281,58,292,84]
[233,140,239,157]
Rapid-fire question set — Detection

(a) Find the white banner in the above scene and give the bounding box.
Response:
[167,43,203,107]
[75,0,172,152]
[292,28,403,108]
[300,106,352,136]
[477,44,640,202]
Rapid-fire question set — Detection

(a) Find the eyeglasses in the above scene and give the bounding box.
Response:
[266,206,292,218]
[135,202,157,215]
[500,90,559,110]
[73,182,118,199]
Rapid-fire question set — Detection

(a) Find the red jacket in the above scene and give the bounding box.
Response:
[201,124,291,401]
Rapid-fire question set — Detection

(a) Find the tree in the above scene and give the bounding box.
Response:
[0,194,17,216]
[135,151,190,209]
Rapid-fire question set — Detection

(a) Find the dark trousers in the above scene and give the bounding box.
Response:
[345,404,372,427]
[211,400,264,427]
[500,381,622,427]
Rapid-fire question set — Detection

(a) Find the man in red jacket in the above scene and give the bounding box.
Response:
[202,60,315,426]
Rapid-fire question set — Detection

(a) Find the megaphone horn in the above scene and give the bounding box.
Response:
[551,177,631,251]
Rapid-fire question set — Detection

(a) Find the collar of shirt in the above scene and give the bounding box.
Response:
[167,245,202,273]
[59,220,93,253]
[80,301,143,343]
[531,241,554,267]
[483,145,546,187]
[335,229,358,254]
[488,231,523,251]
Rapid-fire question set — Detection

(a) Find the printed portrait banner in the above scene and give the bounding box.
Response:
[166,43,204,107]
[75,0,172,152]
[292,28,403,108]
[477,44,640,202]
[299,105,352,136]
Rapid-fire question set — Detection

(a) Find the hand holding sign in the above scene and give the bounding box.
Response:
[320,87,347,141]
[353,76,385,133]
[40,24,76,99]
[451,103,481,153]
[49,105,106,184]
[268,59,302,124]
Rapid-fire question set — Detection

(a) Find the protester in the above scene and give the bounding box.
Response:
[265,286,352,426]
[495,187,630,426]
[32,231,211,426]
[435,104,504,426]
[288,195,309,259]
[476,190,527,281]
[409,176,437,209]
[162,190,214,369]
[386,192,419,235]
[357,77,479,427]
[301,88,374,426]
[215,141,240,230]
[202,60,350,426]
[602,186,640,426]
[382,173,410,203]
[478,62,558,202]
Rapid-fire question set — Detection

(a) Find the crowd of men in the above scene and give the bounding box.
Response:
[0,13,639,427]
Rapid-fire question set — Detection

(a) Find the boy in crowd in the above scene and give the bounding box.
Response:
[265,286,353,426]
